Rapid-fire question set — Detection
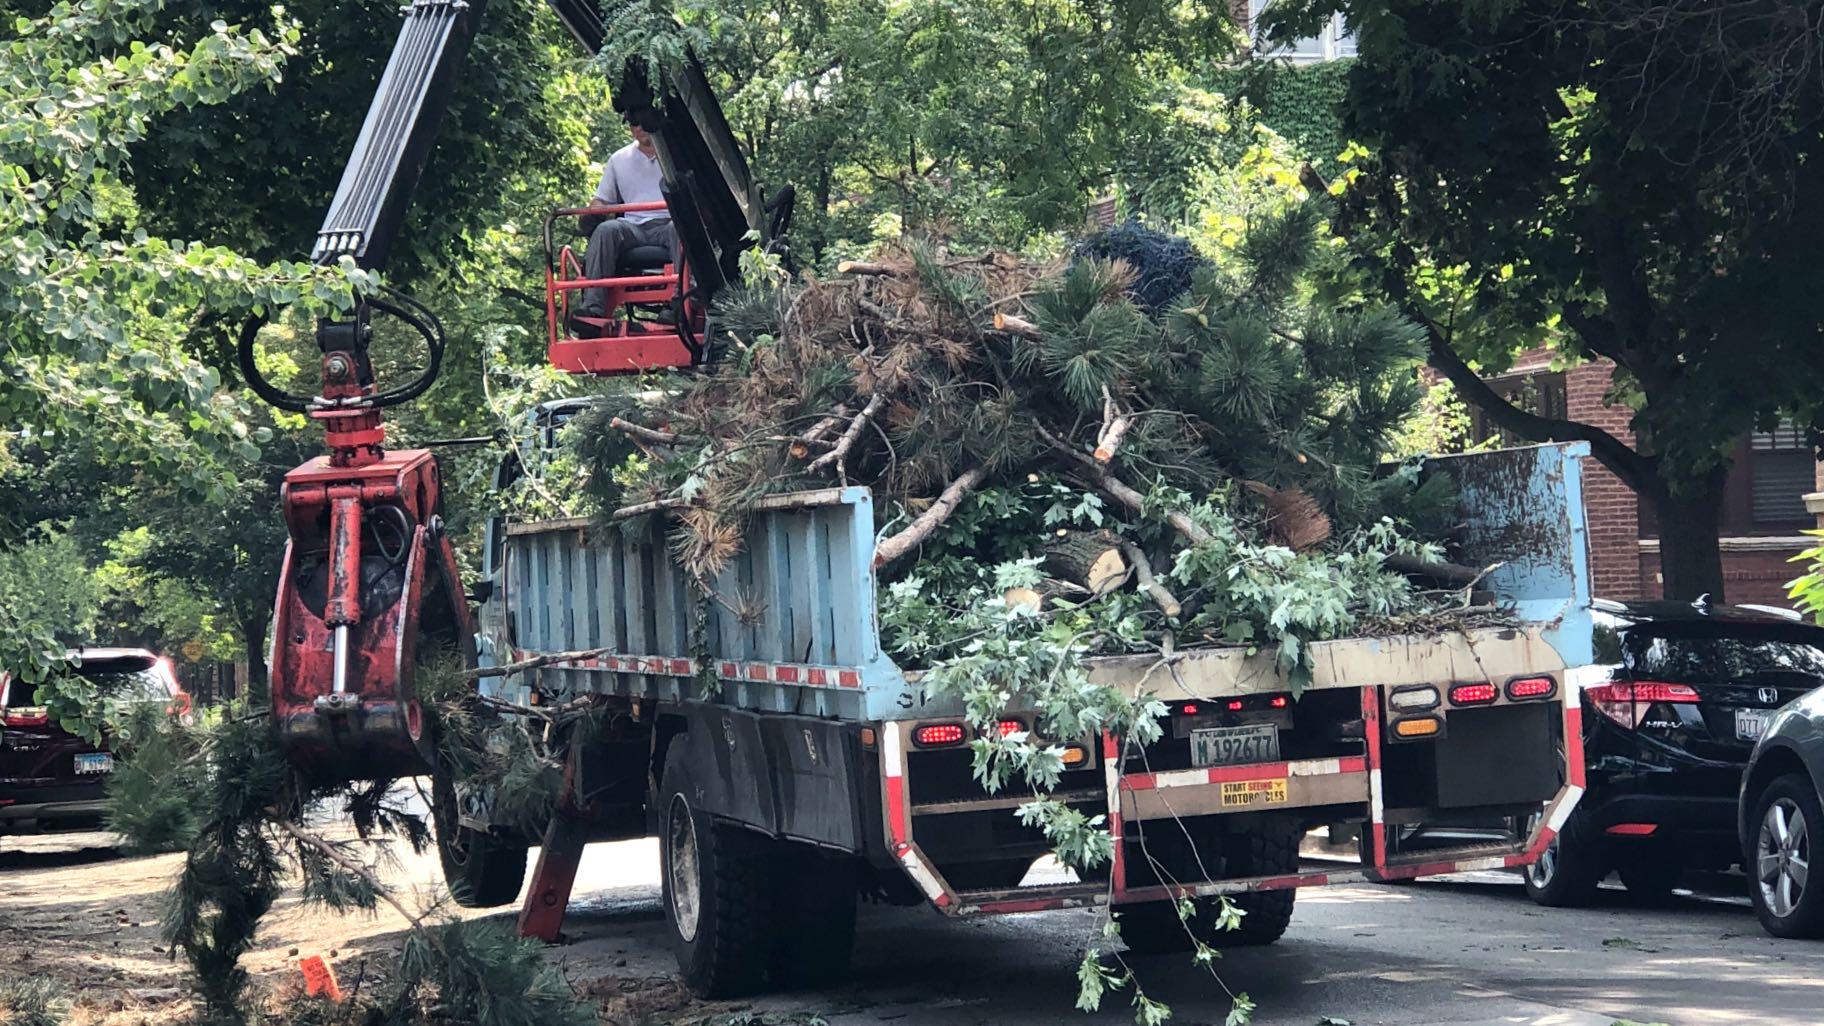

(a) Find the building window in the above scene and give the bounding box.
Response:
[1747,424,1815,527]
[1247,0,1355,62]
[1466,371,1567,449]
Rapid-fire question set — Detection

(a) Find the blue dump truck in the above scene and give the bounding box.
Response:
[446,439,1594,996]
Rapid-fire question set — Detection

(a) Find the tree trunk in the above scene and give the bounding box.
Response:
[1645,475,1728,601]
[1043,530,1128,595]
[241,614,269,697]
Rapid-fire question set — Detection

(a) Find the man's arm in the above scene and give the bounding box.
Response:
[592,159,621,208]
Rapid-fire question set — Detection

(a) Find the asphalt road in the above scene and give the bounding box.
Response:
[554,842,1824,1026]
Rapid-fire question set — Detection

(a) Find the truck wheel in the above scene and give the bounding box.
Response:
[430,745,530,908]
[768,844,858,989]
[1522,809,1603,908]
[1747,773,1824,939]
[1210,818,1298,947]
[1118,818,1299,953]
[660,743,770,997]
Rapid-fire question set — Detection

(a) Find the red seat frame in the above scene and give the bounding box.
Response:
[545,201,706,374]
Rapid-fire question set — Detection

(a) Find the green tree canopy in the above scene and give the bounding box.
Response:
[1267,0,1824,598]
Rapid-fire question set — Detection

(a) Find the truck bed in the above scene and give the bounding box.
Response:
[484,443,1592,718]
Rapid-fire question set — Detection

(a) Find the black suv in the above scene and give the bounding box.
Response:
[0,648,184,834]
[1524,599,1824,906]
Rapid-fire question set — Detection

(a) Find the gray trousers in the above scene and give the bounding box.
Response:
[579,216,677,317]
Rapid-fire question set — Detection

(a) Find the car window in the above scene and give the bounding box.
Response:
[1625,631,1824,681]
[81,668,173,702]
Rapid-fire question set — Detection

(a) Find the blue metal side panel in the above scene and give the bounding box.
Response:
[1426,442,1594,668]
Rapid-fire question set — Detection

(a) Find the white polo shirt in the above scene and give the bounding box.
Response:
[594,142,668,224]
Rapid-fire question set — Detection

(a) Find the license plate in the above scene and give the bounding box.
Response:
[1220,777,1289,808]
[1737,708,1774,742]
[1191,723,1281,768]
[73,752,112,775]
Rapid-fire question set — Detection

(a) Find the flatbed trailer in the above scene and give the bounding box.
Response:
[454,441,1593,995]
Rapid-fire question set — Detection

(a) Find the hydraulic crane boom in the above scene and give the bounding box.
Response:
[239,0,787,782]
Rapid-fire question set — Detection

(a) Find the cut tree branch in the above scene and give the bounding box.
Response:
[611,417,678,447]
[1039,424,1214,547]
[837,260,897,276]
[1121,543,1182,618]
[873,466,989,567]
[992,312,1041,338]
[807,394,885,476]
[460,646,615,680]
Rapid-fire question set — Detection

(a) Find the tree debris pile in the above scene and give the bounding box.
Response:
[565,213,1503,685]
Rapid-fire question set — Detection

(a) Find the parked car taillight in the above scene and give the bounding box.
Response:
[1586,680,1700,729]
[2,706,50,727]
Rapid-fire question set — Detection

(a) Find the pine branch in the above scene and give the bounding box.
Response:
[993,312,1041,338]
[837,260,897,276]
[275,819,444,956]
[873,465,989,567]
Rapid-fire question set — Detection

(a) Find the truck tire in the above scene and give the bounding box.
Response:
[768,844,859,989]
[1211,818,1298,947]
[430,743,530,908]
[1119,818,1299,953]
[1522,809,1604,908]
[660,743,770,997]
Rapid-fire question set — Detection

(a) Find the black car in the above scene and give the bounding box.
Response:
[1524,599,1824,906]
[1739,675,1824,937]
[0,648,185,834]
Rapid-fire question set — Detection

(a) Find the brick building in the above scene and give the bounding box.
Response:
[1472,352,1824,607]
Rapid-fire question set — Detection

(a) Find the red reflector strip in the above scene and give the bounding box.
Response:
[1605,823,1659,836]
[913,723,966,747]
[1506,676,1556,700]
[1630,681,1701,703]
[1449,682,1498,705]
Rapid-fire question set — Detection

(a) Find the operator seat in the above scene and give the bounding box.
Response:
[620,243,672,272]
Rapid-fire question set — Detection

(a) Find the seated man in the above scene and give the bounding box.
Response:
[572,112,678,328]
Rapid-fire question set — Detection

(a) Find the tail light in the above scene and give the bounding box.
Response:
[912,723,966,747]
[1506,676,1557,700]
[1448,682,1498,706]
[1586,680,1700,729]
[996,718,1025,738]
[166,691,194,718]
[3,707,50,727]
[1060,744,1089,767]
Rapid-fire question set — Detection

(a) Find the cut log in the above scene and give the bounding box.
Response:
[1044,530,1129,595]
[1120,543,1181,618]
[1382,553,1484,584]
[1003,586,1045,613]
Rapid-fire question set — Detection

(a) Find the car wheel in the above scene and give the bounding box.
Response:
[1617,857,1682,903]
[1747,773,1824,939]
[1523,809,1603,907]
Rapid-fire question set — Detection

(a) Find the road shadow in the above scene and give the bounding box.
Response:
[1392,872,1754,918]
[0,839,127,869]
